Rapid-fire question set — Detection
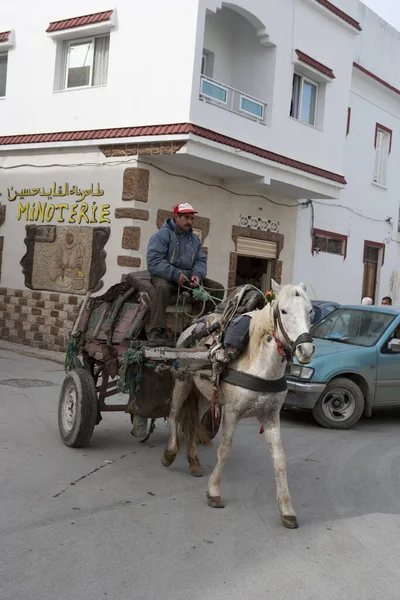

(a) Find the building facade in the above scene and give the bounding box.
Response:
[293,4,400,305]
[0,0,376,351]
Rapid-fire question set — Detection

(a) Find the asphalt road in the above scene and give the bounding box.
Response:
[0,348,400,600]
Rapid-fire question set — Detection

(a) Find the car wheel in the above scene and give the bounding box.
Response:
[312,377,364,430]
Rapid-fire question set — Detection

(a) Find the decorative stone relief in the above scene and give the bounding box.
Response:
[239,214,279,233]
[21,225,110,294]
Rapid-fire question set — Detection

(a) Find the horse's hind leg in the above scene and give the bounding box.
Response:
[185,434,203,477]
[161,375,192,468]
[262,411,298,529]
[207,409,238,508]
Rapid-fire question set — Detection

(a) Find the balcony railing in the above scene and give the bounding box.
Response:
[199,76,267,124]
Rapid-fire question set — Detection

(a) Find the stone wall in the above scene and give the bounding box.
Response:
[0,287,80,352]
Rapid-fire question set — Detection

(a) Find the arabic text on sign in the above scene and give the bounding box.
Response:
[7,182,105,203]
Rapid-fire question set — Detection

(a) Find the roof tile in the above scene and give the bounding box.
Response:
[295,50,335,79]
[0,31,10,43]
[314,0,361,31]
[46,10,113,33]
[0,122,346,185]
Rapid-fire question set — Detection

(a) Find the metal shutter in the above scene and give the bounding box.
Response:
[236,237,277,259]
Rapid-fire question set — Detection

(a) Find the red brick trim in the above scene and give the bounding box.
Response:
[363,240,385,266]
[295,50,335,79]
[0,123,347,186]
[46,10,113,33]
[346,107,351,136]
[314,0,361,31]
[0,31,10,43]
[375,123,393,154]
[312,228,348,259]
[353,62,400,97]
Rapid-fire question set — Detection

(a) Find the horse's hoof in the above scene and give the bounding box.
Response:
[161,452,175,467]
[281,514,298,529]
[207,493,225,508]
[190,467,203,478]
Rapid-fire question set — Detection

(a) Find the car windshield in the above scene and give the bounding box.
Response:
[311,308,395,347]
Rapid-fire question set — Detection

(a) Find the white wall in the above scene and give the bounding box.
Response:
[0,147,298,293]
[0,0,199,135]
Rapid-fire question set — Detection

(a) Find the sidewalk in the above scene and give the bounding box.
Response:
[0,339,65,365]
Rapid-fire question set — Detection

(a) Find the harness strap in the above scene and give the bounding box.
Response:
[221,368,287,393]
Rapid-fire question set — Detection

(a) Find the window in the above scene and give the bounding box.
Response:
[201,49,214,78]
[0,52,7,97]
[312,229,347,258]
[290,73,318,126]
[373,125,392,186]
[61,35,109,90]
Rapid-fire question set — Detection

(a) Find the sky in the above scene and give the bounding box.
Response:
[362,0,400,31]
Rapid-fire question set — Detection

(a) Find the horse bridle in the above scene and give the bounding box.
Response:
[273,304,313,356]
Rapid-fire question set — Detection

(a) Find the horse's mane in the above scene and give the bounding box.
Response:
[241,284,308,366]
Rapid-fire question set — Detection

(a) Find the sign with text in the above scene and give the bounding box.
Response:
[6,182,111,224]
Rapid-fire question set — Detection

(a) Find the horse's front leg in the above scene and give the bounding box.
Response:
[262,410,298,529]
[207,408,238,508]
[161,375,192,468]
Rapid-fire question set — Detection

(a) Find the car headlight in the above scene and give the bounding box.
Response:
[289,365,314,380]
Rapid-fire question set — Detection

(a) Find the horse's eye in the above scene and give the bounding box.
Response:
[281,309,288,315]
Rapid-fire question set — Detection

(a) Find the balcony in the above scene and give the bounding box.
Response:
[199,75,267,124]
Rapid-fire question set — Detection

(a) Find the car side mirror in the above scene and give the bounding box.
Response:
[388,339,400,353]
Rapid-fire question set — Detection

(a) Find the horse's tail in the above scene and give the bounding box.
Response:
[178,388,213,448]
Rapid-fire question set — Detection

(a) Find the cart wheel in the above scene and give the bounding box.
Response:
[202,408,221,440]
[58,369,98,448]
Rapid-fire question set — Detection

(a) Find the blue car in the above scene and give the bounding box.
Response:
[311,300,340,325]
[285,305,400,429]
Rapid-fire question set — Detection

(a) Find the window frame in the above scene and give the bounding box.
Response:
[64,36,95,90]
[291,72,319,127]
[312,228,348,259]
[0,51,8,98]
[373,123,392,187]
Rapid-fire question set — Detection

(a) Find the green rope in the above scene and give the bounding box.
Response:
[64,332,83,373]
[191,287,212,303]
[117,344,144,396]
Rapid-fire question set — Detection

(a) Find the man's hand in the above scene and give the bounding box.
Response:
[190,275,200,288]
[178,273,189,286]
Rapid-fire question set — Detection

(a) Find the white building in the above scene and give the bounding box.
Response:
[293,4,400,305]
[0,0,389,351]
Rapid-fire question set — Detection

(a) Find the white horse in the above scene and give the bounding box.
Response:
[161,280,315,528]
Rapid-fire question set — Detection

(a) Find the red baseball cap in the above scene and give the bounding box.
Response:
[173,203,198,215]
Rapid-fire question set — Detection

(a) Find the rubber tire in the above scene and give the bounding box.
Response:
[58,369,98,447]
[202,408,221,440]
[312,377,364,430]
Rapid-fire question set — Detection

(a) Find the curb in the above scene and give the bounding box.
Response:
[0,340,65,365]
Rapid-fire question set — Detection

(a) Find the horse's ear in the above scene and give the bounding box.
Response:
[297,282,307,292]
[271,279,281,295]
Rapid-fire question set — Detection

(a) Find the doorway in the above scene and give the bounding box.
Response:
[235,255,272,293]
[362,243,382,303]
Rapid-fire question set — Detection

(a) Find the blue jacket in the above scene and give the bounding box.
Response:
[147,218,207,284]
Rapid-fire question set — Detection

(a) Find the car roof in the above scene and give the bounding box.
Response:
[340,305,400,315]
[311,300,339,306]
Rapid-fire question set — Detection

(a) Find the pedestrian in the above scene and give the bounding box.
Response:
[381,296,392,306]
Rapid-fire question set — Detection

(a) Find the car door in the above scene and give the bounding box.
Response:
[375,319,400,404]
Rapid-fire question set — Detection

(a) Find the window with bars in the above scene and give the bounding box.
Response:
[312,229,347,257]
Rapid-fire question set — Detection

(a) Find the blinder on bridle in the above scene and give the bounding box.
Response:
[273,296,313,356]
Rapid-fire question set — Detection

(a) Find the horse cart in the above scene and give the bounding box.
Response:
[58,272,227,448]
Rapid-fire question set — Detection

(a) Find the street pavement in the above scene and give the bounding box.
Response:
[0,347,400,600]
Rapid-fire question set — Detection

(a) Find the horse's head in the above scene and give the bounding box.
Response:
[271,280,315,365]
